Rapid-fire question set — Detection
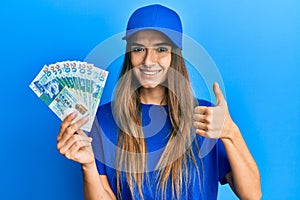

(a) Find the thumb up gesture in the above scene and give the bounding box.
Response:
[193,82,235,139]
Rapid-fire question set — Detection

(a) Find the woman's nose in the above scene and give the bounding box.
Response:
[143,48,157,66]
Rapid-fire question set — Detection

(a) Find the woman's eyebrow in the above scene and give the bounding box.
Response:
[153,42,172,47]
[130,42,144,47]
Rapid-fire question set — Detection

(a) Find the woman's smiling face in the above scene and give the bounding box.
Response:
[129,30,172,89]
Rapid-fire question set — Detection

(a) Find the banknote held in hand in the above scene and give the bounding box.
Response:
[29,61,109,132]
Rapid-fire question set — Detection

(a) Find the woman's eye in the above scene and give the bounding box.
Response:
[132,47,144,52]
[157,47,168,52]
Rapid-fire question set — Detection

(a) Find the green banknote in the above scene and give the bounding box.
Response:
[29,61,108,132]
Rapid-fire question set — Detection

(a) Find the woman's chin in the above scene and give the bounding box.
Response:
[140,84,159,89]
[139,81,162,89]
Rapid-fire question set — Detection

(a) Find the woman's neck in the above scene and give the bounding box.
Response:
[139,85,167,105]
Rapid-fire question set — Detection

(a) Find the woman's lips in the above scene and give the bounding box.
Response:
[139,69,162,76]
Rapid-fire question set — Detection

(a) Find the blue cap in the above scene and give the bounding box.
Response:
[123,4,183,49]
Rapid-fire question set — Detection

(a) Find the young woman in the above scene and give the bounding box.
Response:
[56,4,261,200]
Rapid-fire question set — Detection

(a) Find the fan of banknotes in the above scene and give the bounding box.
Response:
[29,60,109,132]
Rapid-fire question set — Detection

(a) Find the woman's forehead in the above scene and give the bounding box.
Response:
[129,30,171,45]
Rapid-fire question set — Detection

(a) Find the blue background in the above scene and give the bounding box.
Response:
[1,0,299,199]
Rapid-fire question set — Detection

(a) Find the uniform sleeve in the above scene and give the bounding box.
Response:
[217,139,232,185]
[88,103,119,175]
[88,116,107,175]
[95,158,106,175]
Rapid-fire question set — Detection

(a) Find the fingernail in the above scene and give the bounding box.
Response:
[72,111,77,117]
[215,82,220,92]
[83,115,89,122]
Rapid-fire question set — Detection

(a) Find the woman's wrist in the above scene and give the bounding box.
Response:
[221,119,240,143]
[81,160,96,172]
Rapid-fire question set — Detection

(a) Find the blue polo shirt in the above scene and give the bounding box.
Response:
[89,100,231,200]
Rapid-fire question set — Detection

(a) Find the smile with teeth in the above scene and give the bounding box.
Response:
[140,69,162,76]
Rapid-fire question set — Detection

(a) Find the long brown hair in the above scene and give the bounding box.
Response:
[113,44,200,199]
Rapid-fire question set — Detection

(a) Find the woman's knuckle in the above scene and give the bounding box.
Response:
[207,115,213,123]
[207,108,213,116]
[59,123,65,130]
[59,148,65,155]
[65,152,71,159]
[193,121,197,128]
[74,140,81,148]
[56,143,61,151]
[205,118,210,125]
[65,127,74,136]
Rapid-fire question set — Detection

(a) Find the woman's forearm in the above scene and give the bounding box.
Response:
[82,161,116,200]
[221,124,262,199]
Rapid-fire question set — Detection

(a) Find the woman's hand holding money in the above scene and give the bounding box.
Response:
[56,112,94,166]
[57,112,117,200]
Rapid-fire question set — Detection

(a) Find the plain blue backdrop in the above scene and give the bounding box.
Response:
[1,0,299,199]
